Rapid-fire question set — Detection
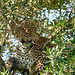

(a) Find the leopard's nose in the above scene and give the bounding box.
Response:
[24,28,29,33]
[26,29,28,32]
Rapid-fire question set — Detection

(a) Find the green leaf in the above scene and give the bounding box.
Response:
[9,3,11,7]
[2,6,7,10]
[72,37,75,44]
[2,11,8,16]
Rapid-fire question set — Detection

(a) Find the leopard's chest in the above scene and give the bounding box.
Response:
[14,42,45,70]
[15,52,35,69]
[14,42,35,69]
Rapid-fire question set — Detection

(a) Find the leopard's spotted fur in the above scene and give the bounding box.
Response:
[6,19,55,75]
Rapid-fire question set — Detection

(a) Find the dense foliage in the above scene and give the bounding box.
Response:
[0,0,75,75]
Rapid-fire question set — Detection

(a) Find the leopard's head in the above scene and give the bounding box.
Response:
[10,19,38,43]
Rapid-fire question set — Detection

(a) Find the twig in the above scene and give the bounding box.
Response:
[65,15,75,24]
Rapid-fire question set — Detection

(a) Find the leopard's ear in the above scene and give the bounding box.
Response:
[13,18,23,25]
[30,21,39,29]
[9,18,23,30]
[34,20,39,28]
[9,20,16,30]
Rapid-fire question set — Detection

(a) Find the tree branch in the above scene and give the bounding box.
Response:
[65,15,75,24]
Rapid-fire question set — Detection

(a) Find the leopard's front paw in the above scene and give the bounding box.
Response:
[5,57,15,72]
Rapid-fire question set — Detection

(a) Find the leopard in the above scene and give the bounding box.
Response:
[5,19,56,75]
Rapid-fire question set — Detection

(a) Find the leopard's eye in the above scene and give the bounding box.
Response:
[32,27,35,29]
[20,27,24,30]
